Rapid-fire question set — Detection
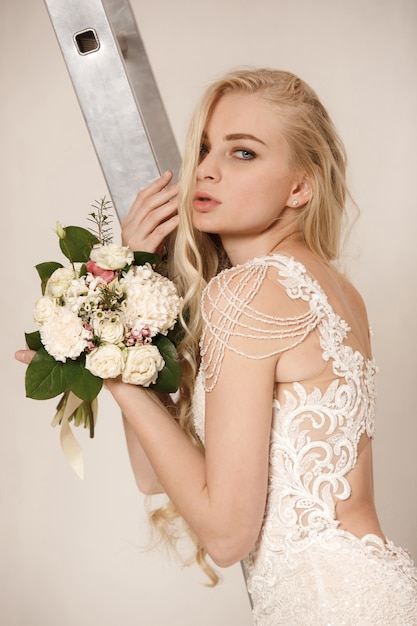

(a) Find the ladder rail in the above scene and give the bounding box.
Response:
[43,0,181,222]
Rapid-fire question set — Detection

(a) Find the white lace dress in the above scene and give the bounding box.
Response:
[192,254,417,625]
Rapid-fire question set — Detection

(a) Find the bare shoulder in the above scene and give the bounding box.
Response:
[337,271,368,315]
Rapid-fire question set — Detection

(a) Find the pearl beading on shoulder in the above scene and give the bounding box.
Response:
[200,257,323,392]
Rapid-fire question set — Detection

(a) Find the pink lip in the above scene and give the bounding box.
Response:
[193,191,220,212]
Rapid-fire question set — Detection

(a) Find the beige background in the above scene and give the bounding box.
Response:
[1,1,416,624]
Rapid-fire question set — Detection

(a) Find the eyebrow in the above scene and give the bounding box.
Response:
[224,133,266,145]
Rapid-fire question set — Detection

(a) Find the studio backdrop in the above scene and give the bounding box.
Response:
[1,1,416,625]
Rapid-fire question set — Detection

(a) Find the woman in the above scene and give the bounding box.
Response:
[17,69,417,624]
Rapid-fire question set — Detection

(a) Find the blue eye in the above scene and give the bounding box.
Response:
[235,149,255,160]
[199,143,209,162]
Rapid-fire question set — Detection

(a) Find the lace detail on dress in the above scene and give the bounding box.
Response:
[192,253,417,624]
[243,530,417,625]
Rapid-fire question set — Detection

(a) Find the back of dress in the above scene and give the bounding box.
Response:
[193,253,417,625]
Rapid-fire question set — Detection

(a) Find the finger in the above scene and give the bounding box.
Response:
[131,211,179,257]
[122,184,179,251]
[144,194,179,230]
[154,169,175,191]
[149,169,175,191]
[137,194,179,237]
[133,171,176,206]
[128,181,179,225]
[122,192,172,244]
[148,212,180,247]
[153,181,180,209]
[14,349,36,365]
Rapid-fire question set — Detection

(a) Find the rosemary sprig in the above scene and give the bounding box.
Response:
[87,197,114,245]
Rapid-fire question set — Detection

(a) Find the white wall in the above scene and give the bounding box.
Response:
[1,1,416,624]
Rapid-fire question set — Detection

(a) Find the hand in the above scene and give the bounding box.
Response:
[14,349,36,365]
[122,170,179,256]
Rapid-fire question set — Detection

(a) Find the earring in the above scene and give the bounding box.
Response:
[292,199,299,206]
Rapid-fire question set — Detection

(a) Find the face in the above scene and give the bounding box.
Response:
[192,93,304,260]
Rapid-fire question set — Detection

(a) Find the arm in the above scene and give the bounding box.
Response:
[105,348,275,568]
[122,415,163,494]
[105,271,288,566]
[121,390,177,495]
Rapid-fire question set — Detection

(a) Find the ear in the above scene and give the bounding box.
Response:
[287,176,313,208]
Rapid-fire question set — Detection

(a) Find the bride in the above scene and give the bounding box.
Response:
[17,68,417,624]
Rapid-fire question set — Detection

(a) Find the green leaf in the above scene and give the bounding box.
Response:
[151,335,181,393]
[35,261,63,294]
[36,261,63,280]
[25,348,67,400]
[25,331,43,351]
[167,321,184,347]
[133,251,160,267]
[64,357,102,403]
[59,226,99,263]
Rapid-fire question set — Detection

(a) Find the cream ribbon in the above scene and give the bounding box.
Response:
[54,391,98,480]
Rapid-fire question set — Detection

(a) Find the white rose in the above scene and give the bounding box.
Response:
[40,307,91,362]
[91,311,125,344]
[85,344,125,379]
[45,266,77,299]
[90,243,134,270]
[122,344,164,386]
[34,296,57,324]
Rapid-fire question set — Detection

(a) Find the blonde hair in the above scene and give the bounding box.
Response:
[153,68,351,584]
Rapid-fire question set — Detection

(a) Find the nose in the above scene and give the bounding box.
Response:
[196,151,221,182]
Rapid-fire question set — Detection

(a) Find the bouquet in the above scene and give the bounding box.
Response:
[24,200,182,476]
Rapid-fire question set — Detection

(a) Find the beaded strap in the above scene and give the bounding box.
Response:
[200,257,323,392]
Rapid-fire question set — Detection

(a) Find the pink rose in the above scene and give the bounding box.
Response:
[86,261,116,284]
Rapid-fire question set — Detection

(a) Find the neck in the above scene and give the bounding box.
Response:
[222,220,301,266]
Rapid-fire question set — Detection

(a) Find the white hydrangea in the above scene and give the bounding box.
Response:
[121,344,165,386]
[40,307,92,362]
[120,264,181,336]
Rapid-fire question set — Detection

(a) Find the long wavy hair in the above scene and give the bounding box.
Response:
[151,68,350,584]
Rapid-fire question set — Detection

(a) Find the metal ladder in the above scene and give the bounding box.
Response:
[43,0,181,222]
[43,1,253,609]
